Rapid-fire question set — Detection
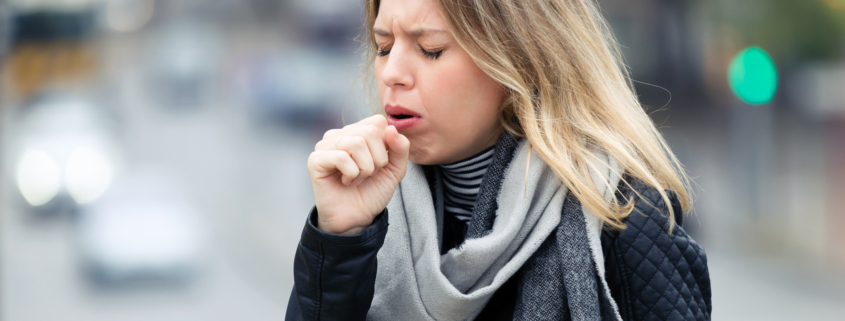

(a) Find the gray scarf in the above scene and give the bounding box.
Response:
[368,134,623,320]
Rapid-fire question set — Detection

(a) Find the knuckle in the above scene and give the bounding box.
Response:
[307,152,320,169]
[361,164,375,175]
[364,125,379,137]
[323,129,338,140]
[314,140,328,151]
[376,157,389,167]
[373,114,388,126]
[333,151,348,163]
[347,162,361,175]
[351,136,367,148]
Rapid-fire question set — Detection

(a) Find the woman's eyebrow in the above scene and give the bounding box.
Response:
[373,27,390,37]
[372,26,447,37]
[408,27,448,37]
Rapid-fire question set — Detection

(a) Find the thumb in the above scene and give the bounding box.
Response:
[384,125,410,173]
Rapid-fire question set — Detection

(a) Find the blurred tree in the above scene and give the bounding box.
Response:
[713,0,844,61]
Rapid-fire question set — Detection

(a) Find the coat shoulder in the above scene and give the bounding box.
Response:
[601,177,712,321]
[616,178,683,227]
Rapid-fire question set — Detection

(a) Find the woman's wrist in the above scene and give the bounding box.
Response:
[315,209,375,235]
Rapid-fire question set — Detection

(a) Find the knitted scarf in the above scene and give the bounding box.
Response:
[368,133,623,320]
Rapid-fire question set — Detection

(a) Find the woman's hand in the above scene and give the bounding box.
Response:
[307,115,411,235]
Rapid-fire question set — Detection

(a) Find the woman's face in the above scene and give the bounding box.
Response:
[373,0,505,165]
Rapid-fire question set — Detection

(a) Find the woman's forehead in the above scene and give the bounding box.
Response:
[373,0,447,36]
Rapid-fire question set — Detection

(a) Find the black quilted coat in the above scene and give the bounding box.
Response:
[602,179,711,320]
[286,178,711,320]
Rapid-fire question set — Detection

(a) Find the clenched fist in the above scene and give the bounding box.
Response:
[307,115,410,235]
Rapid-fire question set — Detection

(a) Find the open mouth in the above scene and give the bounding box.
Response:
[391,114,414,120]
[384,105,422,131]
[384,105,422,130]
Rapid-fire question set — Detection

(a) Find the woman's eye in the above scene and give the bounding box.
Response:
[421,47,443,60]
[377,48,391,57]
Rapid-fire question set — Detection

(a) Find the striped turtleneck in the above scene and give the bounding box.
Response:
[439,144,496,222]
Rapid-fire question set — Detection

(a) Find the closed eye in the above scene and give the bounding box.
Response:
[376,46,443,60]
[420,46,442,60]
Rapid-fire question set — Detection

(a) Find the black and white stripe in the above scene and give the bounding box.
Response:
[439,145,496,222]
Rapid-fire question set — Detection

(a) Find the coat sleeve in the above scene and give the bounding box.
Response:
[601,180,712,321]
[285,207,389,321]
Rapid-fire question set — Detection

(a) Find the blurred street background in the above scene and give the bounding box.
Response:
[0,0,843,320]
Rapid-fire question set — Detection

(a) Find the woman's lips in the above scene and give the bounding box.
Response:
[385,105,422,131]
[387,115,421,131]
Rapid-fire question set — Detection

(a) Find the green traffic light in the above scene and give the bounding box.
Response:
[728,47,778,105]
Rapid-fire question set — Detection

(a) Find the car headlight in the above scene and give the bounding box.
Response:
[15,149,61,206]
[65,146,114,204]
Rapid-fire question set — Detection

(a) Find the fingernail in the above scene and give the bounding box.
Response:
[352,177,364,186]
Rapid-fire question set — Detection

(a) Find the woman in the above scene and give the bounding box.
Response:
[287,0,711,320]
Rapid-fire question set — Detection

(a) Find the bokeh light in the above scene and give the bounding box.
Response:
[15,149,61,206]
[106,0,155,33]
[728,47,779,105]
[65,146,113,204]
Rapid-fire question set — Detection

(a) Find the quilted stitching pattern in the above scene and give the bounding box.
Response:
[615,185,712,321]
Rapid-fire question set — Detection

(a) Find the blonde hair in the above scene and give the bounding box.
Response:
[362,0,692,229]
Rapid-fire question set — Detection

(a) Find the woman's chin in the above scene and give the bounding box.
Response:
[406,138,457,165]
[408,151,430,165]
[408,147,441,166]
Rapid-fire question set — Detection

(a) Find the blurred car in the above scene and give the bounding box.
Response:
[78,166,205,285]
[6,93,206,285]
[6,93,121,213]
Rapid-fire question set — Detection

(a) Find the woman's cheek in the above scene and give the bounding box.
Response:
[421,67,466,116]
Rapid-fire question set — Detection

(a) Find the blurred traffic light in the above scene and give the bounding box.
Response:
[728,47,778,105]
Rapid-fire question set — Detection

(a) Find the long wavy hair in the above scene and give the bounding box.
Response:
[361,0,692,229]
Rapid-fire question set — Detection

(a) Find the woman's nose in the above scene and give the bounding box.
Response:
[380,44,414,90]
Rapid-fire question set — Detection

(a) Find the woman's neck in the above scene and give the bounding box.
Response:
[438,144,496,222]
